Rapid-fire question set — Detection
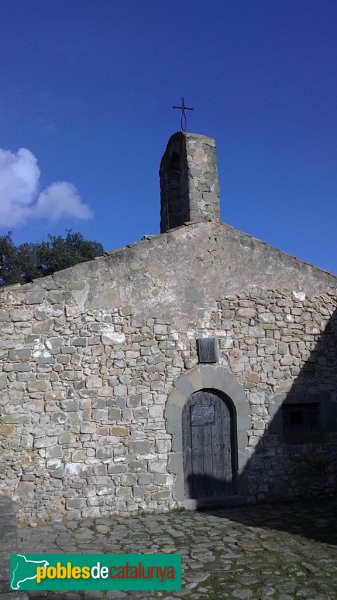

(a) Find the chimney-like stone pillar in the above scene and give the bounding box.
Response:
[160,132,220,233]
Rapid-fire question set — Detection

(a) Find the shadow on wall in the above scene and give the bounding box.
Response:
[185,309,337,544]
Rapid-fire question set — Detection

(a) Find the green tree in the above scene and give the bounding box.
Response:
[0,230,105,286]
[0,232,21,285]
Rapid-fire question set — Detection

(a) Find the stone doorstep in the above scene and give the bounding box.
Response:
[183,494,245,510]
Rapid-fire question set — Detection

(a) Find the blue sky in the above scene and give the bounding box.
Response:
[1,0,337,274]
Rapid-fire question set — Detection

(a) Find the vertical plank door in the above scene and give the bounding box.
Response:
[182,390,234,498]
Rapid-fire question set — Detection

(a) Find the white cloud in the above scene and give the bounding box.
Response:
[0,147,93,228]
[0,148,40,227]
[35,182,93,222]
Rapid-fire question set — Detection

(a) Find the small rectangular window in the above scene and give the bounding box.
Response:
[196,338,218,364]
[282,402,320,434]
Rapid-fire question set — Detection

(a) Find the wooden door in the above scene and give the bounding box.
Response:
[182,390,235,499]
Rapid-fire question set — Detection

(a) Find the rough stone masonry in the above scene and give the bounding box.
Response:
[0,131,337,524]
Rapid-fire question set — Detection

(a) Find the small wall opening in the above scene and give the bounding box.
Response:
[282,402,320,434]
[169,151,181,173]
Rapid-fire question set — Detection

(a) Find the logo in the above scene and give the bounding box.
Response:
[10,553,181,591]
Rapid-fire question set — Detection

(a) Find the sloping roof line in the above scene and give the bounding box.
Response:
[107,219,337,282]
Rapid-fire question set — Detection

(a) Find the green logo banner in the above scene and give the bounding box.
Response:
[10,553,181,591]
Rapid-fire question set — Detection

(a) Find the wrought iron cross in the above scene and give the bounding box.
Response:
[172,97,194,131]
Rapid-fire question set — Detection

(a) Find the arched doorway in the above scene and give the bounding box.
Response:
[182,389,236,499]
[165,366,251,505]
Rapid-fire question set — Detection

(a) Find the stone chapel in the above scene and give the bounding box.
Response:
[1,131,337,524]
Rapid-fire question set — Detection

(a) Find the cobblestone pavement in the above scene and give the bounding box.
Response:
[16,498,337,600]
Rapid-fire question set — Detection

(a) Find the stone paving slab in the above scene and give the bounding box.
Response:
[0,595,29,600]
[9,498,337,599]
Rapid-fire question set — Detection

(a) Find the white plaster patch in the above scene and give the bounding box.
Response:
[176,340,187,350]
[64,463,84,476]
[33,338,46,358]
[292,291,306,301]
[258,312,275,324]
[97,487,114,496]
[33,343,44,351]
[101,325,125,345]
[47,459,62,468]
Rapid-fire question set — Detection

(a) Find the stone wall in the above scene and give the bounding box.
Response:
[215,289,337,502]
[0,496,28,599]
[0,250,336,523]
[38,221,337,325]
